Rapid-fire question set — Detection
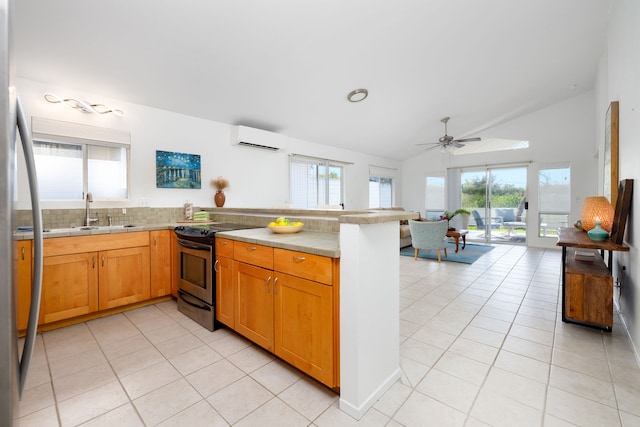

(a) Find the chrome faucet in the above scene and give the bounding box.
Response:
[85,192,98,226]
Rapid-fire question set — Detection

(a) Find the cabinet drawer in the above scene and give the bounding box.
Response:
[216,238,234,258]
[44,232,150,257]
[234,241,273,270]
[274,248,332,285]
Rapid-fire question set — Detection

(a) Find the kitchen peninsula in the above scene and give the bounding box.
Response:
[209,207,418,419]
[15,206,417,420]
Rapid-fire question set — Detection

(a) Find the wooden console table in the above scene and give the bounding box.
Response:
[556,227,629,331]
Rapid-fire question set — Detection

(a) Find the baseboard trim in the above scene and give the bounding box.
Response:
[338,367,401,420]
[615,300,640,368]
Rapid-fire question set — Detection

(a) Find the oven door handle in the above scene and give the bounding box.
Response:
[178,290,210,310]
[178,239,212,251]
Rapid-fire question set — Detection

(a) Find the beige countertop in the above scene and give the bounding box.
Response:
[338,210,419,224]
[14,210,413,256]
[14,223,341,258]
[216,228,340,258]
[13,224,174,240]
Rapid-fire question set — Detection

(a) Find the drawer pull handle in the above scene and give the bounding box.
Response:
[153,235,157,246]
[220,241,228,245]
[92,256,96,269]
[214,259,219,273]
[101,255,105,267]
[293,256,306,262]
[21,246,25,260]
[273,277,278,294]
[265,276,271,293]
[248,247,257,252]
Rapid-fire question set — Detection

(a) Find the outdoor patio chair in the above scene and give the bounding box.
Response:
[472,210,502,233]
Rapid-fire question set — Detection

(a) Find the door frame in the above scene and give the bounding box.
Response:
[454,164,529,245]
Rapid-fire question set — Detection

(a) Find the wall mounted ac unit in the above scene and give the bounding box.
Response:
[230,125,286,151]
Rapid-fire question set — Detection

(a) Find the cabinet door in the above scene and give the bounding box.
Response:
[42,252,99,323]
[99,246,150,310]
[215,256,234,327]
[150,230,172,297]
[274,272,334,386]
[234,261,274,351]
[16,240,35,330]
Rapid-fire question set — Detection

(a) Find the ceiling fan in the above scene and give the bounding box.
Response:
[417,117,481,151]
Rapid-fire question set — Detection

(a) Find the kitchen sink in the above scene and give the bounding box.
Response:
[43,225,142,233]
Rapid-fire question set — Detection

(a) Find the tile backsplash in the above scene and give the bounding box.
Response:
[15,207,341,232]
[16,207,184,230]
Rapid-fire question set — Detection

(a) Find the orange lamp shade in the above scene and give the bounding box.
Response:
[580,196,614,232]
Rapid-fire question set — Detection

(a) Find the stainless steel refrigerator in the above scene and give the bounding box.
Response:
[1,0,44,424]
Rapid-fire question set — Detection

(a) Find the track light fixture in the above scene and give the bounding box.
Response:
[44,93,124,116]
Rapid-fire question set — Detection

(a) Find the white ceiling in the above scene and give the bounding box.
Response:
[14,0,611,160]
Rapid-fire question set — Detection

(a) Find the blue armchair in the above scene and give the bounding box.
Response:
[408,220,448,262]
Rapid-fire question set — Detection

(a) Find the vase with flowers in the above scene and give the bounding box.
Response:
[440,209,471,231]
[211,176,229,207]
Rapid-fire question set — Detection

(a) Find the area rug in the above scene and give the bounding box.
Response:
[400,242,494,264]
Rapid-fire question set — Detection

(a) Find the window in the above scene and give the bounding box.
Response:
[31,117,130,201]
[34,140,129,200]
[369,176,392,208]
[290,156,344,208]
[538,166,570,237]
[425,174,445,220]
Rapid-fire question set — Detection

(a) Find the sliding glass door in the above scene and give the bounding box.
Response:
[460,166,527,244]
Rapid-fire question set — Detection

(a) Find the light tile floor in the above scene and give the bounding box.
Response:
[18,245,640,426]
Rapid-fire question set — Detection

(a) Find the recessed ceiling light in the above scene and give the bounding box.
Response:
[347,88,368,103]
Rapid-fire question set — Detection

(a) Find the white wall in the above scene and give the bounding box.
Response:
[401,91,597,248]
[600,0,640,360]
[15,78,401,211]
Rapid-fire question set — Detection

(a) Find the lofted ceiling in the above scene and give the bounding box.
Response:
[13,0,611,160]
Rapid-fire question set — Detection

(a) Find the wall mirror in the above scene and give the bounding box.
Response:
[604,101,619,205]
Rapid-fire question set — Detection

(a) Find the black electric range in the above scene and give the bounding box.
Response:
[173,223,255,245]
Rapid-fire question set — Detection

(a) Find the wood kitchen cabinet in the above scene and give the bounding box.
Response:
[42,252,99,323]
[231,241,338,387]
[15,240,34,331]
[274,271,334,386]
[150,230,172,298]
[98,246,150,310]
[234,261,274,350]
[215,238,235,327]
[41,232,151,323]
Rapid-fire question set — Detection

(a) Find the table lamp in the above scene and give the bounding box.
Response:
[580,196,614,241]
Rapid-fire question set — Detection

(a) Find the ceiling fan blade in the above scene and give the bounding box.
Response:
[415,142,439,146]
[453,137,481,143]
[424,145,442,151]
[452,141,466,148]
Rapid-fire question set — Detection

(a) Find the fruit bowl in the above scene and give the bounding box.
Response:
[268,224,304,234]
